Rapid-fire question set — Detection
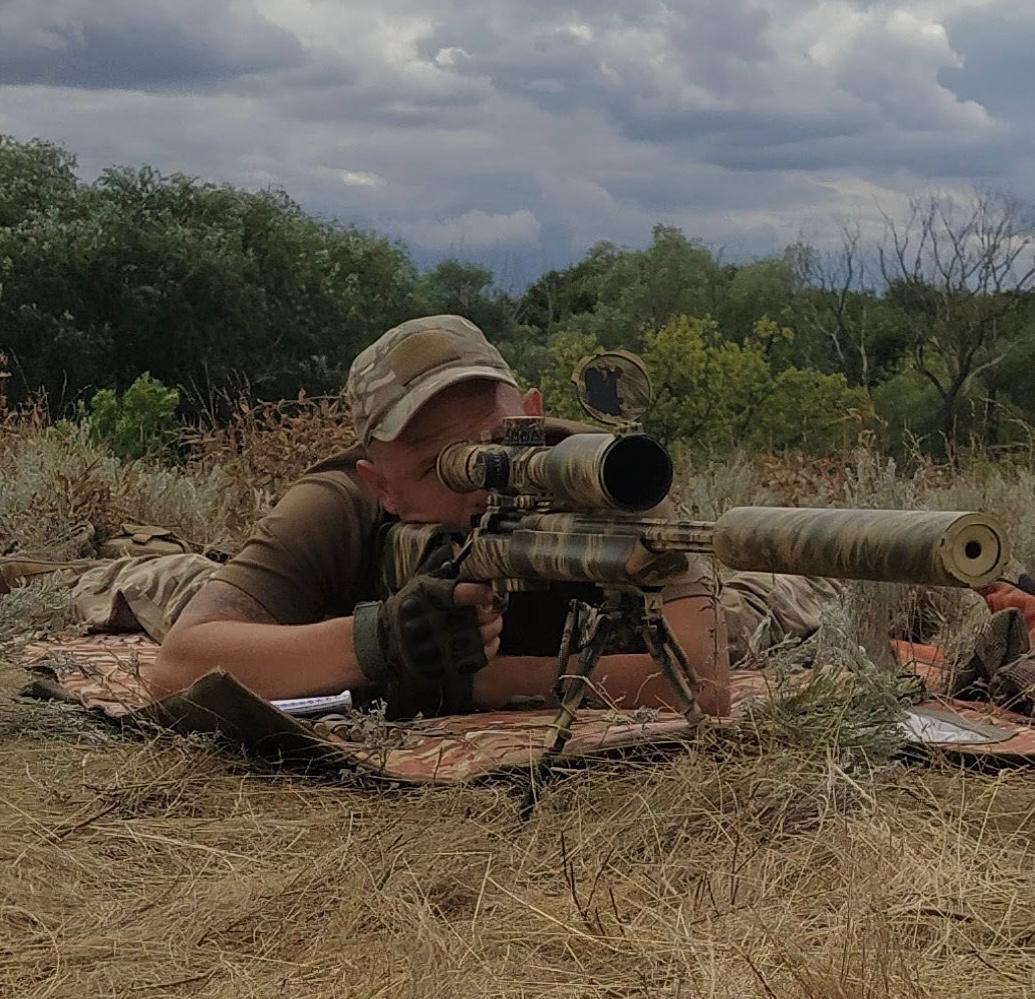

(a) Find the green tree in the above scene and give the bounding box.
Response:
[0,143,419,414]
[530,226,722,355]
[787,234,909,387]
[595,225,721,346]
[714,256,798,343]
[878,192,1035,456]
[415,258,519,337]
[518,242,621,333]
[541,315,871,453]
[0,135,79,228]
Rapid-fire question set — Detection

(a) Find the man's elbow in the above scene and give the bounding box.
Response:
[148,620,214,697]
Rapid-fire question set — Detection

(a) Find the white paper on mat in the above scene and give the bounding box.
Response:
[270,691,353,717]
[898,706,1008,745]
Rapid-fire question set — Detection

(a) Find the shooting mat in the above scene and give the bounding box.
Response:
[16,630,1035,783]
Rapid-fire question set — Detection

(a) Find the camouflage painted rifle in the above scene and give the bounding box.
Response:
[382,413,1008,754]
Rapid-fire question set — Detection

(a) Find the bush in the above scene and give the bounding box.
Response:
[541,315,873,452]
[85,372,180,461]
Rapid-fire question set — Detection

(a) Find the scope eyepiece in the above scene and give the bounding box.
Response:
[475,450,510,490]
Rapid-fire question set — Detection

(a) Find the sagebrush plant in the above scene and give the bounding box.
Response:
[737,599,912,761]
[0,419,253,557]
[0,576,83,657]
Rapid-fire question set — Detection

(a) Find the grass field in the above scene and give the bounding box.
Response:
[4,409,1035,997]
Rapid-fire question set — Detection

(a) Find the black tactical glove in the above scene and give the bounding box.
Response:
[352,544,488,720]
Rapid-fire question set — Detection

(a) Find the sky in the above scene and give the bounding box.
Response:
[0,0,1031,287]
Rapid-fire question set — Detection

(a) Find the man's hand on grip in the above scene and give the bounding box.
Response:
[353,544,501,719]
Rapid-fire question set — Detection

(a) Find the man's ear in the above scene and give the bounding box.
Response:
[356,459,399,515]
[522,387,544,417]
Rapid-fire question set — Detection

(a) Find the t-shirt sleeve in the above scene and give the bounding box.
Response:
[210,471,378,624]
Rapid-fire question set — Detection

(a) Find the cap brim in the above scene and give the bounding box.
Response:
[370,366,520,443]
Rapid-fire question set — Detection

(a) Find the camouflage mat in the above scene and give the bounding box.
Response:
[17,632,1035,781]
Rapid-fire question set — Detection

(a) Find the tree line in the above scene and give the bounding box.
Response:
[3,133,1035,460]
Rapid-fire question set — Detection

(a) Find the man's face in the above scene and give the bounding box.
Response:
[358,381,542,526]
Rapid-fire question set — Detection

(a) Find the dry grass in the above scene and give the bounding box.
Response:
[5,674,1035,997]
[0,421,248,557]
[5,400,1035,996]
[183,392,357,535]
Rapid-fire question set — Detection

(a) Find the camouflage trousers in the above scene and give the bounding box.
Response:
[720,572,842,665]
[2,555,839,663]
[0,553,217,643]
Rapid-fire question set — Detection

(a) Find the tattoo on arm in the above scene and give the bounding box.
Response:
[177,580,277,626]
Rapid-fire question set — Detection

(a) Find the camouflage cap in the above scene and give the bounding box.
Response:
[346,315,519,446]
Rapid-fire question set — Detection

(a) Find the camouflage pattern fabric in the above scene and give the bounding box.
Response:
[0,556,105,595]
[20,632,1035,778]
[95,522,191,559]
[721,572,842,666]
[69,553,216,641]
[345,314,518,446]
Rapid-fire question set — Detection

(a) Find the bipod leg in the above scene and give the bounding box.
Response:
[552,599,582,705]
[640,597,705,729]
[543,602,613,757]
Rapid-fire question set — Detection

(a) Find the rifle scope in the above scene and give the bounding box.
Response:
[437,432,673,512]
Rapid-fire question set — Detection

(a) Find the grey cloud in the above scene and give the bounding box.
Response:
[422,1,774,119]
[708,126,1018,179]
[940,6,1035,121]
[420,0,998,180]
[613,106,863,147]
[0,0,304,89]
[0,0,1031,287]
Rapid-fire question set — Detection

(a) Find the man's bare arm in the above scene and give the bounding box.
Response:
[146,580,503,703]
[146,580,366,700]
[178,581,279,626]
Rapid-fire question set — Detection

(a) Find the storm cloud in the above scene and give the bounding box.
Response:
[0,0,1029,280]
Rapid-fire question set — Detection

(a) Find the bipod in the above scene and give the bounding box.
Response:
[520,590,706,820]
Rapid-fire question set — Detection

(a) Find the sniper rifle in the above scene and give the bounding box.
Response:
[382,352,1009,755]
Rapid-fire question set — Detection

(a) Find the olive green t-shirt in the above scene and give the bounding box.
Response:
[211,422,713,656]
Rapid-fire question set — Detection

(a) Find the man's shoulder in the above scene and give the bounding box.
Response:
[299,441,367,479]
[272,441,380,524]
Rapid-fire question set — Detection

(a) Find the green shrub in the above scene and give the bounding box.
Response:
[85,372,180,461]
[541,315,873,452]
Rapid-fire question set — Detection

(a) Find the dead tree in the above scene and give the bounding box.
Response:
[878,191,1035,458]
[791,221,879,388]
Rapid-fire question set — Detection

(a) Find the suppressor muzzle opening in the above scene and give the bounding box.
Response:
[601,435,673,511]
